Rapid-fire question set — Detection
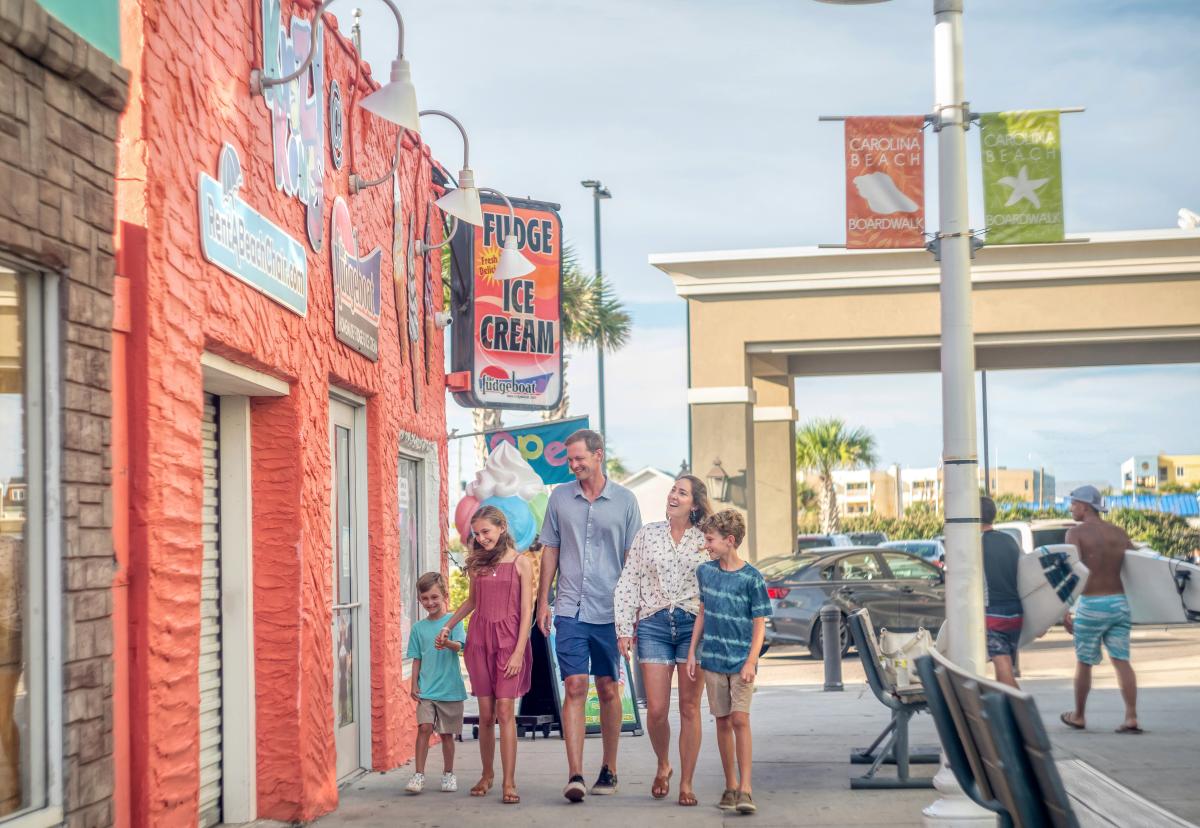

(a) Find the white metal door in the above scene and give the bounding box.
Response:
[199,395,223,826]
[330,398,362,780]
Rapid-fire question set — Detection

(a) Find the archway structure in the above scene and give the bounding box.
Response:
[650,228,1200,558]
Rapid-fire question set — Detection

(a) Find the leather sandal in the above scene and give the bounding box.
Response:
[678,789,698,806]
[470,776,493,797]
[502,785,520,804]
[651,768,673,799]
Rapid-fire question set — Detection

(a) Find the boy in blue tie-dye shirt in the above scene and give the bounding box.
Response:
[686,510,771,815]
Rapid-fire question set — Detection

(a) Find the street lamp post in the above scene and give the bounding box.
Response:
[581,179,612,438]
[818,0,987,824]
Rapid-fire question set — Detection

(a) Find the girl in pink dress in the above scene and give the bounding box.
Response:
[436,506,533,804]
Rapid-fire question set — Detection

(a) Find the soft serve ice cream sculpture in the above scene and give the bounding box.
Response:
[454,441,549,551]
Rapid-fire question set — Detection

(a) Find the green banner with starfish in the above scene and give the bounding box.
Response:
[981,110,1064,244]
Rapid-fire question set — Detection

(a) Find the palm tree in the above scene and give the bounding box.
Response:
[542,246,595,422]
[794,418,878,533]
[542,245,631,425]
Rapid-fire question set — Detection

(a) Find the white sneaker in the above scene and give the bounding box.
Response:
[405,772,425,794]
[441,772,458,792]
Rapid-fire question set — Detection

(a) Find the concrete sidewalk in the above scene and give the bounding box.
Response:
[316,683,938,828]
[311,626,1200,827]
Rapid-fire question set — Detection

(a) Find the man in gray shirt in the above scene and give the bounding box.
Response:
[537,429,641,803]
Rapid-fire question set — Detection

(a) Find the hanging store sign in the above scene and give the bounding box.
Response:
[450,195,564,411]
[260,0,326,251]
[198,143,307,316]
[844,116,926,249]
[486,416,590,486]
[330,197,382,361]
[981,110,1064,245]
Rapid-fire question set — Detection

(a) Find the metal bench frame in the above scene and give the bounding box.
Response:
[846,610,938,790]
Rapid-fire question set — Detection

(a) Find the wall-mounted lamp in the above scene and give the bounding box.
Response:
[351,111,482,232]
[251,0,420,133]
[706,458,730,503]
[481,187,536,280]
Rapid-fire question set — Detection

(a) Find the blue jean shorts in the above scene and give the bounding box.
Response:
[636,608,696,665]
[554,614,620,680]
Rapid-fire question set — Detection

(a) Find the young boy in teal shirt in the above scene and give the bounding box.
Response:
[405,572,467,793]
[687,510,771,815]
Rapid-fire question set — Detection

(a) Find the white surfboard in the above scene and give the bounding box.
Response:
[1121,548,1198,625]
[1018,545,1089,647]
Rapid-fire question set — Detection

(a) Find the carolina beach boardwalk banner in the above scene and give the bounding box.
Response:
[844,116,926,249]
[981,110,1064,245]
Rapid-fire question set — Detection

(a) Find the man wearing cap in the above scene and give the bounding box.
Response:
[1059,485,1142,734]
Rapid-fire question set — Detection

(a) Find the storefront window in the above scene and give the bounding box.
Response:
[0,264,50,820]
[398,457,421,653]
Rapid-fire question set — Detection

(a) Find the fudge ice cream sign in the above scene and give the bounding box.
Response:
[451,195,563,411]
[845,116,926,249]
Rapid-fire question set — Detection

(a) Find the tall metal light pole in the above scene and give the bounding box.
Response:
[818,1,987,823]
[581,179,612,438]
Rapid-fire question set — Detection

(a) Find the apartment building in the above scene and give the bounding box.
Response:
[1122,454,1200,491]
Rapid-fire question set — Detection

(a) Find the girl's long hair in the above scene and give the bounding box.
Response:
[676,474,713,526]
[466,505,515,576]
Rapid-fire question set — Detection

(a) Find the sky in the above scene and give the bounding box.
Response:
[344,1,1200,495]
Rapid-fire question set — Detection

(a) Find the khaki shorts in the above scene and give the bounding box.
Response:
[704,670,755,717]
[416,698,464,735]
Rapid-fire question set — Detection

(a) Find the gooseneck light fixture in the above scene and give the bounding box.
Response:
[706,458,730,503]
[250,0,420,133]
[480,187,536,281]
[352,111,483,232]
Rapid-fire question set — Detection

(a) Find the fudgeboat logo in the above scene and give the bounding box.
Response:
[478,366,554,398]
[330,196,382,361]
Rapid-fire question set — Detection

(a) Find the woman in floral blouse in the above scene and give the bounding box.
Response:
[614,474,712,806]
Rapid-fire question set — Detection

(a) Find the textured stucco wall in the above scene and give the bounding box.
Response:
[116,0,447,824]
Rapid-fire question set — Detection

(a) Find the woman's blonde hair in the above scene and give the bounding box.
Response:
[466,505,515,576]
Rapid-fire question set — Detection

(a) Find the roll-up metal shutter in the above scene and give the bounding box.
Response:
[199,395,223,827]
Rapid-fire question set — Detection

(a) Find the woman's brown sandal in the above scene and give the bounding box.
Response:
[678,789,698,806]
[651,768,673,799]
[502,785,520,804]
[470,777,493,797]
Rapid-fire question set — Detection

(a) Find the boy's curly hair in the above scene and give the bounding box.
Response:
[699,509,746,547]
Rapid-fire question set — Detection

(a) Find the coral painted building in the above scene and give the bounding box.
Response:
[114,0,448,824]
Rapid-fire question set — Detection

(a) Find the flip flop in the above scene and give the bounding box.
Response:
[1115,724,1145,734]
[1060,712,1085,730]
[651,769,673,799]
[502,787,520,804]
[470,777,493,797]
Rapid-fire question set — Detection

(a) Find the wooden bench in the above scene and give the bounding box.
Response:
[846,609,938,790]
[915,648,1196,828]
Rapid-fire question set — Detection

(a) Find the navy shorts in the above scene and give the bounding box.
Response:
[554,614,620,680]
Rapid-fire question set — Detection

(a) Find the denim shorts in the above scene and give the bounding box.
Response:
[636,608,696,665]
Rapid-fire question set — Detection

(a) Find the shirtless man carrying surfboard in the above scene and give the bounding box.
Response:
[1060,485,1142,734]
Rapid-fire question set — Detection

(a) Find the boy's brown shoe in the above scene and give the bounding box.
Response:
[718,789,738,810]
[735,791,757,814]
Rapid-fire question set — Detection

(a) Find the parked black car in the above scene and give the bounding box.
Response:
[761,546,945,658]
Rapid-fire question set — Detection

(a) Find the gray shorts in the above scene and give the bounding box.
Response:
[416,698,464,735]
